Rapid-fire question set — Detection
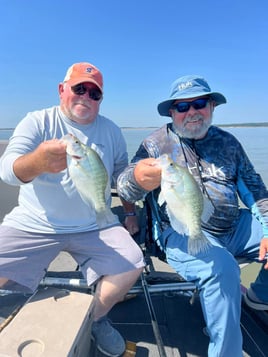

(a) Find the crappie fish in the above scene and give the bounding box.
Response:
[156,154,213,255]
[61,133,117,228]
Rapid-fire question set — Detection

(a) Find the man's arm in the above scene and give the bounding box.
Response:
[13,139,67,183]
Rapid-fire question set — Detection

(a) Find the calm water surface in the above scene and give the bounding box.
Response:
[1,126,267,185]
[122,126,268,186]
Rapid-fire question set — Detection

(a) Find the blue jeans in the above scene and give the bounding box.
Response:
[160,209,268,357]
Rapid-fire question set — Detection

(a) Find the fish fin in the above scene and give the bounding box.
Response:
[96,207,118,229]
[167,206,189,235]
[201,195,214,223]
[188,232,211,256]
[158,191,165,207]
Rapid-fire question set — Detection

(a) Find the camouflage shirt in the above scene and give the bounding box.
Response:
[117,124,268,237]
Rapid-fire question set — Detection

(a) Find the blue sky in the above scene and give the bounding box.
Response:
[0,0,268,128]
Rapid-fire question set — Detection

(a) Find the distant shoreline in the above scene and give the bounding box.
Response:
[216,122,268,127]
[121,122,268,130]
[1,123,268,135]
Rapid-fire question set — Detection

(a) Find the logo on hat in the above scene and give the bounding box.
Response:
[178,81,193,91]
[157,75,227,117]
[63,62,103,92]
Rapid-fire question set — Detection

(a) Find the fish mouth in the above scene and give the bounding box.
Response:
[155,154,172,166]
[71,155,82,160]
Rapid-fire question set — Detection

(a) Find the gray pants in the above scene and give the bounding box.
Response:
[0,224,145,292]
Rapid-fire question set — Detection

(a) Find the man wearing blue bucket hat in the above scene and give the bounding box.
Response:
[157,75,226,115]
[118,75,268,356]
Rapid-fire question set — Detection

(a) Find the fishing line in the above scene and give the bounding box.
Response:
[177,134,216,210]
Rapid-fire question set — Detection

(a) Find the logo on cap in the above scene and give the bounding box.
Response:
[178,81,193,91]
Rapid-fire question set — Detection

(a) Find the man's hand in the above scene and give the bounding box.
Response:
[134,158,161,191]
[36,139,67,173]
[119,197,140,236]
[259,238,268,269]
[13,139,67,183]
[124,215,140,236]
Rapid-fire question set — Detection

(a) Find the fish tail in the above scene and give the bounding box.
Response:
[96,208,118,229]
[188,232,211,256]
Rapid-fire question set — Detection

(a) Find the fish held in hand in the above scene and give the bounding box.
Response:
[156,154,213,255]
[61,133,117,229]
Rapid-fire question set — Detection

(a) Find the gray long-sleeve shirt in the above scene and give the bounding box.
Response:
[0,106,127,233]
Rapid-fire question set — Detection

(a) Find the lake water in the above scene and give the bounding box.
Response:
[1,126,267,186]
[122,126,268,187]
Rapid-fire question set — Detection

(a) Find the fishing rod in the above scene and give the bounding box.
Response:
[240,312,267,357]
[140,271,167,357]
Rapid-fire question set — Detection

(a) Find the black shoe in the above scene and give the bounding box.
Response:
[91,317,125,356]
[244,288,268,311]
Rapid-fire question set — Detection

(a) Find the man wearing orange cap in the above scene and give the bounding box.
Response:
[0,62,144,356]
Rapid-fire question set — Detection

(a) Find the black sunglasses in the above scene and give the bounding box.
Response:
[71,83,102,101]
[171,98,210,113]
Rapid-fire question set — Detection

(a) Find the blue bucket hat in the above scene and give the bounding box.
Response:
[157,75,227,117]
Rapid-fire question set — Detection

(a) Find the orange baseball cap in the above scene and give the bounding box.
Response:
[63,62,103,92]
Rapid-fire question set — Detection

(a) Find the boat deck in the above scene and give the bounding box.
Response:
[0,159,268,356]
[1,251,268,356]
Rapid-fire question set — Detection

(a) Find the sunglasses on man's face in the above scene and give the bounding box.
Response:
[171,98,210,113]
[71,83,102,101]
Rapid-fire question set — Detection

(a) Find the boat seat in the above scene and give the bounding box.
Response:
[134,190,252,294]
